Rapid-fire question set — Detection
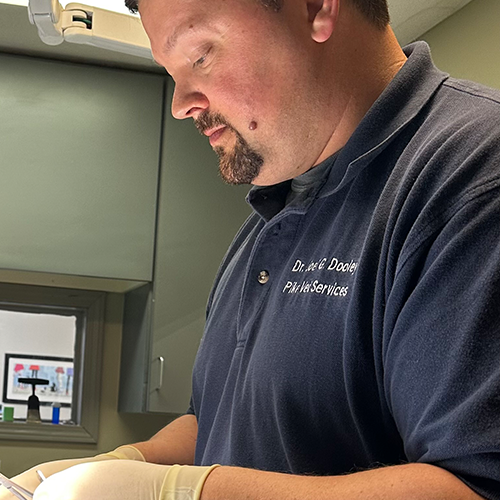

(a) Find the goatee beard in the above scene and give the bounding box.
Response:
[195,112,264,185]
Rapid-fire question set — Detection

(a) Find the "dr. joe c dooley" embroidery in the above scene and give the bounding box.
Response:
[282,256,359,298]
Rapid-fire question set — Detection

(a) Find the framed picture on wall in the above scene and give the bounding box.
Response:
[2,353,74,407]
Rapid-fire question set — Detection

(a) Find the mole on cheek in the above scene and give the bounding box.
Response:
[249,121,258,131]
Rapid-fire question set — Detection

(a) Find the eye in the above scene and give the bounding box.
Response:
[193,54,207,67]
[193,47,212,69]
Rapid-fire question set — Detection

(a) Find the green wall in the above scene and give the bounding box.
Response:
[421,0,500,89]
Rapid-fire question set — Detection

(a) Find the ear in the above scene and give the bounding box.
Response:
[307,0,339,43]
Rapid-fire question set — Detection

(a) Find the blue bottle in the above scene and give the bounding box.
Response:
[51,402,61,424]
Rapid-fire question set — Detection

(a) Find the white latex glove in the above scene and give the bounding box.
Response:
[32,460,219,500]
[0,445,144,500]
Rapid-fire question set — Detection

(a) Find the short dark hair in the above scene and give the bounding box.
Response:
[256,0,390,27]
[125,0,389,30]
[350,0,390,29]
[125,0,283,12]
[124,0,138,14]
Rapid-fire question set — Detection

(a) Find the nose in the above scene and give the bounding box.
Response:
[171,83,210,120]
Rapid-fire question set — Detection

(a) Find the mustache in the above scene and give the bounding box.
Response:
[194,112,232,135]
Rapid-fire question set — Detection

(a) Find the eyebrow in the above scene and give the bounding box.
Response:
[164,23,186,54]
[164,21,221,56]
[164,23,210,54]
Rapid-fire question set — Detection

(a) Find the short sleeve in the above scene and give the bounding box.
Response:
[186,395,196,416]
[384,179,500,499]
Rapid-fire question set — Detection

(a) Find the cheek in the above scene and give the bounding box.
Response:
[211,67,280,126]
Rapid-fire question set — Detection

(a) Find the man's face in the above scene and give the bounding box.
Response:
[140,0,331,185]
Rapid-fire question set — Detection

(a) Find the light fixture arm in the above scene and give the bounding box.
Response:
[28,0,152,59]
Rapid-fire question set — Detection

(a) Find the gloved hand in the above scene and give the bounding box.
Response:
[0,445,144,500]
[32,460,219,500]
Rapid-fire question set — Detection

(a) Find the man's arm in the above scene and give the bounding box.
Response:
[131,413,198,466]
[202,463,484,500]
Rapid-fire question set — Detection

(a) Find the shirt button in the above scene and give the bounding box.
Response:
[257,270,270,284]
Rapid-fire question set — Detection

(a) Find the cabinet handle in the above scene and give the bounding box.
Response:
[155,356,164,391]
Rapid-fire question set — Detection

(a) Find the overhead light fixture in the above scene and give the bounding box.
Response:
[25,0,151,58]
[0,0,150,58]
[0,0,133,16]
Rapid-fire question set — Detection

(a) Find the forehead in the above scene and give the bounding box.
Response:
[140,0,242,33]
[140,0,279,70]
[140,0,237,51]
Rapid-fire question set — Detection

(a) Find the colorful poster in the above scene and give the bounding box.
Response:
[3,354,73,406]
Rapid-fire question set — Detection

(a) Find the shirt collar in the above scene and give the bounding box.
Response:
[319,41,449,198]
[247,152,339,222]
[247,179,291,222]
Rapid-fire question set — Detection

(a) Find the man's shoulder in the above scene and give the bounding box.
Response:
[442,77,500,107]
[411,76,500,172]
[430,77,500,131]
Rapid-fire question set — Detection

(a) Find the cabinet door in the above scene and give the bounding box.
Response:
[0,53,163,281]
[148,81,251,414]
[119,79,251,414]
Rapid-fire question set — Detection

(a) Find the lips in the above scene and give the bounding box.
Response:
[205,126,227,146]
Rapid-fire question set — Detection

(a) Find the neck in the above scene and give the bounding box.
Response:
[313,6,408,166]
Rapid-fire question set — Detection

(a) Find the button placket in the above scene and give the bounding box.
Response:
[257,270,270,284]
[237,214,300,342]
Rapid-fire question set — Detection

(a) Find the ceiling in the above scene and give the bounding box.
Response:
[0,0,474,73]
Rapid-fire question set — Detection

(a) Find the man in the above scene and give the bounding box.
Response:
[5,0,500,499]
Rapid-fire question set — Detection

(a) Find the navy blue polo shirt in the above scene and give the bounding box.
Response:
[189,42,500,499]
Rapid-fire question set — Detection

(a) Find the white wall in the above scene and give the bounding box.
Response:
[0,309,75,420]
